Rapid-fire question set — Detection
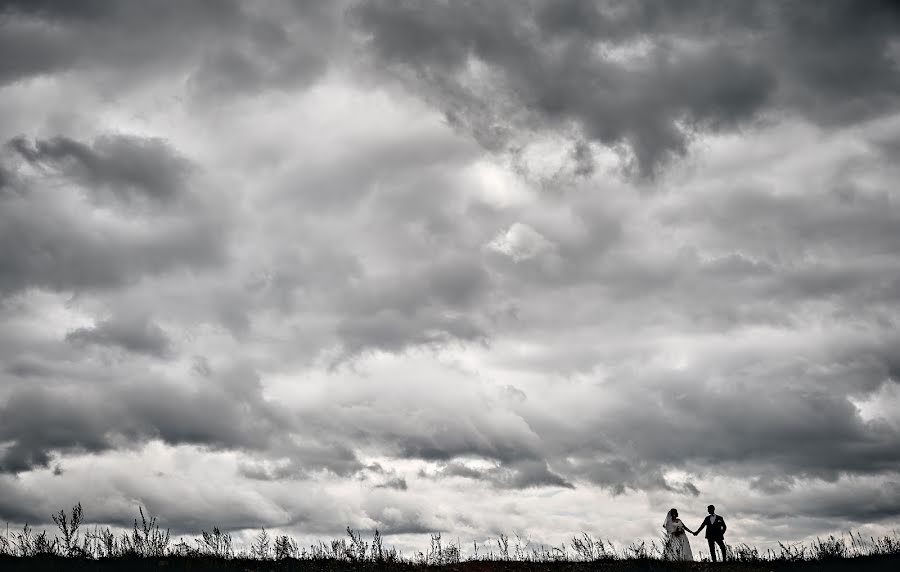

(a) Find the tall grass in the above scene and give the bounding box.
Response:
[1,503,898,564]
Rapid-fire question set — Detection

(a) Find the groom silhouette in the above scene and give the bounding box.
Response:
[694,504,727,562]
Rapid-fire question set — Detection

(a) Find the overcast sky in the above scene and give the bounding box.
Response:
[1,0,899,555]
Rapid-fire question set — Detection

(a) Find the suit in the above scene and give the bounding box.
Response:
[696,514,727,561]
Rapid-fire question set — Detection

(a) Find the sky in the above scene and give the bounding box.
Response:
[1,0,900,556]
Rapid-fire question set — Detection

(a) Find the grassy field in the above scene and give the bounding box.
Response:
[1,504,898,571]
[1,554,899,571]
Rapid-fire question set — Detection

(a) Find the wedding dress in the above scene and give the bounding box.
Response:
[663,513,694,561]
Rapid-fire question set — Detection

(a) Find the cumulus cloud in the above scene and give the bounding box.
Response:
[488,222,556,262]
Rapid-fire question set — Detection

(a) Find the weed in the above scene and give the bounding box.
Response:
[120,507,170,557]
[812,534,849,560]
[274,533,297,559]
[51,502,82,557]
[15,523,33,557]
[497,532,509,560]
[199,526,232,558]
[570,531,613,561]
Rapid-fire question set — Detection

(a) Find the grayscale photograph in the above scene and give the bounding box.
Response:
[0,1,899,570]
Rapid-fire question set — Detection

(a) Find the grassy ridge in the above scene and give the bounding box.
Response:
[1,504,898,570]
[1,555,899,572]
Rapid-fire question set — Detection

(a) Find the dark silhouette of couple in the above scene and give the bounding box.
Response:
[663,504,727,562]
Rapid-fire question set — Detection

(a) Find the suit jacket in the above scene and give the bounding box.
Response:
[697,515,726,540]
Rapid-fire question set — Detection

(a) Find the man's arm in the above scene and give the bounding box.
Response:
[719,518,726,533]
[694,520,708,536]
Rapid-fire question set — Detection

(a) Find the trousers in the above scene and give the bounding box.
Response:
[707,538,727,562]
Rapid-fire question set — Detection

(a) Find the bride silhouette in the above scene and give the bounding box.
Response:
[663,508,695,561]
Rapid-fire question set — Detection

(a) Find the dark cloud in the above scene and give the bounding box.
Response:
[237,441,363,481]
[0,0,342,95]
[740,477,900,524]
[662,184,900,260]
[362,502,439,536]
[0,1,235,83]
[352,0,900,176]
[0,484,44,524]
[375,477,408,491]
[390,421,539,466]
[336,310,485,358]
[0,0,119,21]
[335,256,492,358]
[66,314,172,358]
[437,460,574,490]
[4,356,55,379]
[0,134,225,296]
[772,1,900,123]
[546,351,900,498]
[9,135,190,204]
[561,458,670,496]
[0,365,289,473]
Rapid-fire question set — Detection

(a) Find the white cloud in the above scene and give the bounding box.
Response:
[488,222,556,262]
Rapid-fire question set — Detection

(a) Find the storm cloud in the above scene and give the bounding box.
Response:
[352,0,900,176]
[0,0,899,553]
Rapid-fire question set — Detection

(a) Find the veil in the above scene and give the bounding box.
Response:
[663,511,676,534]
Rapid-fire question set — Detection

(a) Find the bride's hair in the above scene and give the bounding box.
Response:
[669,508,678,518]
